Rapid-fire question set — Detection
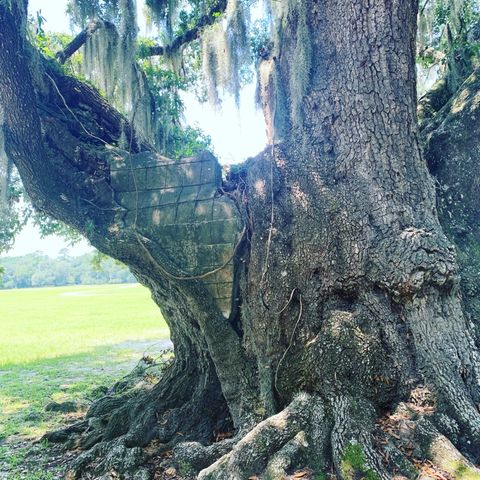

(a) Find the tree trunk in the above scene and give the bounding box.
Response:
[1,1,480,479]
[421,68,480,343]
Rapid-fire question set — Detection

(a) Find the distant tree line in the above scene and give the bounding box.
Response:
[0,251,135,289]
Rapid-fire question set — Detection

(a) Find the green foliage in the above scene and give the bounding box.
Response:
[0,251,135,289]
[29,10,74,60]
[167,125,212,158]
[0,171,86,255]
[0,210,28,254]
[33,212,84,245]
[0,170,30,254]
[140,58,212,156]
[418,0,479,90]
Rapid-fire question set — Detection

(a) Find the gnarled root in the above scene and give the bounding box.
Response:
[42,381,480,479]
[414,417,480,479]
[43,359,480,480]
[45,357,230,479]
[184,391,480,480]
[331,396,390,480]
[196,393,328,479]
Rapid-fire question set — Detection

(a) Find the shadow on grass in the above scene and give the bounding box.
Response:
[0,338,172,442]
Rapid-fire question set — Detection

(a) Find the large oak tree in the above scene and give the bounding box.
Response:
[1,0,480,478]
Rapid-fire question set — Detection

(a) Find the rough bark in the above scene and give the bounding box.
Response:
[1,1,480,479]
[421,68,480,343]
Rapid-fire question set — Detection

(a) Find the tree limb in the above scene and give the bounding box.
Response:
[143,0,227,57]
[55,0,228,64]
[56,19,112,64]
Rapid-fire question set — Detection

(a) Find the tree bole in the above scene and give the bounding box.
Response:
[1,1,480,478]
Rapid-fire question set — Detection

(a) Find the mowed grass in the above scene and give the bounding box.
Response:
[0,283,170,473]
[0,283,169,366]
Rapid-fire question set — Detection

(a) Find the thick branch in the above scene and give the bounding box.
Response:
[57,0,228,63]
[143,0,227,57]
[56,19,115,64]
[0,3,63,206]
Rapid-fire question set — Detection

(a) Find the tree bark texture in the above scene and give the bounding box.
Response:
[1,1,480,478]
[422,68,480,343]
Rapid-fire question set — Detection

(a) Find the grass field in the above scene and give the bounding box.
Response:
[0,283,171,479]
[0,283,169,366]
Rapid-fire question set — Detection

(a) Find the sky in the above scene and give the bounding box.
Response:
[4,0,267,258]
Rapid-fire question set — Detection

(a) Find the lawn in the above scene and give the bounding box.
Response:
[0,283,169,366]
[0,283,171,479]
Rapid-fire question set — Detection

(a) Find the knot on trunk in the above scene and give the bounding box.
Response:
[369,227,458,301]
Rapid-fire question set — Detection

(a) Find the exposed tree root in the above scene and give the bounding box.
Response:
[176,392,478,480]
[414,417,480,479]
[331,396,390,480]
[43,375,480,480]
[44,356,231,479]
[197,393,326,479]
[173,438,238,473]
[263,431,309,479]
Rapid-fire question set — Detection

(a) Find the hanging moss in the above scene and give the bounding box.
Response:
[261,0,311,128]
[288,2,312,126]
[145,0,179,35]
[68,0,121,26]
[145,0,169,17]
[202,23,223,106]
[117,0,138,108]
[417,0,468,51]
[78,0,158,145]
[418,0,477,93]
[84,24,118,98]
[200,0,251,106]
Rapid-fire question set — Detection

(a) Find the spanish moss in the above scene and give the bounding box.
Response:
[201,0,250,106]
[418,0,467,48]
[287,1,311,126]
[145,0,180,39]
[77,0,156,145]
